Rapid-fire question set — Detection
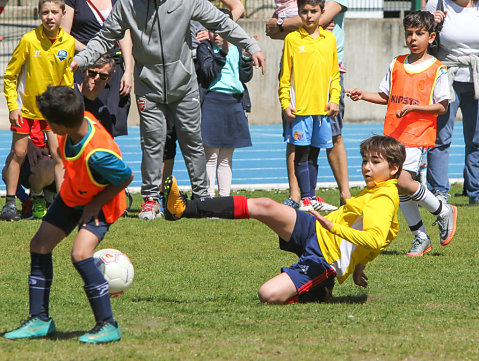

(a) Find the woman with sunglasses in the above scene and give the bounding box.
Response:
[61,0,133,137]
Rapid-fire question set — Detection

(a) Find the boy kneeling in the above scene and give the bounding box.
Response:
[164,135,405,304]
[4,86,133,343]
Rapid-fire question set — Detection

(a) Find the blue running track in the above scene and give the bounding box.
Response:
[0,122,466,192]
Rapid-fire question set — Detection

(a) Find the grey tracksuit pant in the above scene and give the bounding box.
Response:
[138,90,208,199]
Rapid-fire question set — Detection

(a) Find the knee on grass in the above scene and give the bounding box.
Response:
[257,285,291,305]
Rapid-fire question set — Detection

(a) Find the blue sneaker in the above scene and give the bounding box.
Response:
[282,198,300,209]
[4,316,55,340]
[78,321,121,344]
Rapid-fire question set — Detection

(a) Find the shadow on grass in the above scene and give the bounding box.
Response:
[50,330,85,340]
[330,293,368,304]
[132,296,183,303]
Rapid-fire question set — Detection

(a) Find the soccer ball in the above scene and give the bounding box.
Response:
[93,249,134,297]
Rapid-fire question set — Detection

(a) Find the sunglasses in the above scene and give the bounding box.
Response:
[87,69,111,80]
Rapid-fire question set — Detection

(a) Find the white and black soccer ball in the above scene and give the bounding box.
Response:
[93,249,134,297]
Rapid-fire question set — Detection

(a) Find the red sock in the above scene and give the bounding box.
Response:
[233,195,249,219]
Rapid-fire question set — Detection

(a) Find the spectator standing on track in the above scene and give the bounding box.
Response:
[70,0,265,221]
[197,9,254,197]
[424,0,479,206]
[1,0,75,221]
[266,0,351,209]
[278,0,341,212]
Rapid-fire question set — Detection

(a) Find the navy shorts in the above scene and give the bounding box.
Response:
[280,210,336,295]
[43,195,111,242]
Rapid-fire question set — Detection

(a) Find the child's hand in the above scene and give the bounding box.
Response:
[79,202,102,226]
[353,264,368,288]
[345,88,362,101]
[283,107,296,122]
[309,209,333,231]
[326,102,339,117]
[196,30,209,42]
[396,105,416,118]
[9,109,22,127]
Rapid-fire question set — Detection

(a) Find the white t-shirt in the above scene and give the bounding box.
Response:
[379,56,451,104]
[425,0,479,82]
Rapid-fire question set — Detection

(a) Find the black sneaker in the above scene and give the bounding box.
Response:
[1,202,20,221]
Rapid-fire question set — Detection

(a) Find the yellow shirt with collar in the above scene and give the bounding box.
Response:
[278,26,341,115]
[4,25,75,120]
[316,179,399,284]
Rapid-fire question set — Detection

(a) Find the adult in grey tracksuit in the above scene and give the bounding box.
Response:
[72,0,264,200]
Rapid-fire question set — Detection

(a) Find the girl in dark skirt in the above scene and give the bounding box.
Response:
[197,9,254,197]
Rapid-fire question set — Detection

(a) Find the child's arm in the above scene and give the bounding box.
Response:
[327,42,341,117]
[4,37,28,126]
[79,152,133,225]
[346,89,389,105]
[396,99,448,118]
[278,39,296,121]
[310,192,396,250]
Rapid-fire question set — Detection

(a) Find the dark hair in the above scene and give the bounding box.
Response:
[37,85,84,128]
[89,53,116,74]
[403,11,436,33]
[360,135,406,179]
[38,0,65,12]
[297,0,325,10]
[218,7,233,20]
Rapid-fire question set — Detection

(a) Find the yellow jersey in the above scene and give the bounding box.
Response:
[4,25,75,120]
[279,26,341,115]
[316,179,400,284]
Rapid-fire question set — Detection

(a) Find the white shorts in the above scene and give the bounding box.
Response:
[402,146,427,174]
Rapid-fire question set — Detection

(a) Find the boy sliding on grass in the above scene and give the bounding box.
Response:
[4,86,133,343]
[346,11,457,257]
[163,135,405,304]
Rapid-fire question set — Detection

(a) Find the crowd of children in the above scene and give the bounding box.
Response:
[0,0,463,345]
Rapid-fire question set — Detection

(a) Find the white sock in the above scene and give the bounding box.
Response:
[411,182,441,214]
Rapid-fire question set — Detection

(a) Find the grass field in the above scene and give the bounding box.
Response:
[0,184,478,360]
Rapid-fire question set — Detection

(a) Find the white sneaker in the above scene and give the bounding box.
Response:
[298,197,314,212]
[138,197,163,220]
[312,196,338,212]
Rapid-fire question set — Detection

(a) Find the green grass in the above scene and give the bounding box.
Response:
[1,184,478,360]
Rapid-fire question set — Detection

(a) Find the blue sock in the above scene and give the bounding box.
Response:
[29,252,53,321]
[16,183,30,203]
[74,257,114,324]
[308,160,318,198]
[294,161,311,199]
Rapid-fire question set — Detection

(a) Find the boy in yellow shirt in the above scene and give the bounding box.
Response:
[278,0,341,213]
[163,135,406,304]
[2,0,74,221]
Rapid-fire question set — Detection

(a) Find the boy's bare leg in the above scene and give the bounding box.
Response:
[71,229,100,262]
[326,135,351,203]
[258,272,297,304]
[6,133,29,195]
[30,221,66,254]
[247,198,297,241]
[396,170,419,195]
[286,143,300,202]
[46,131,64,193]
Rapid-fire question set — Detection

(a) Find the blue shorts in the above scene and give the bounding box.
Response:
[284,115,333,149]
[279,210,336,295]
[330,73,345,137]
[43,195,111,242]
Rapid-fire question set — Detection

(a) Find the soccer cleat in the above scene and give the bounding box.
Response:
[434,191,449,205]
[32,196,47,219]
[406,234,432,257]
[1,202,20,221]
[433,203,457,246]
[78,321,121,344]
[21,199,33,219]
[138,197,162,220]
[4,316,55,340]
[312,196,338,212]
[298,197,314,212]
[282,197,300,209]
[163,176,187,221]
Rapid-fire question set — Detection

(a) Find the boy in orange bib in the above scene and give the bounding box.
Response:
[4,86,133,344]
[346,11,457,256]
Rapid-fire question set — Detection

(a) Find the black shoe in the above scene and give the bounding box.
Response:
[1,202,20,221]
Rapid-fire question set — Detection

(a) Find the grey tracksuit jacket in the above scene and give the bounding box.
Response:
[74,0,262,104]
